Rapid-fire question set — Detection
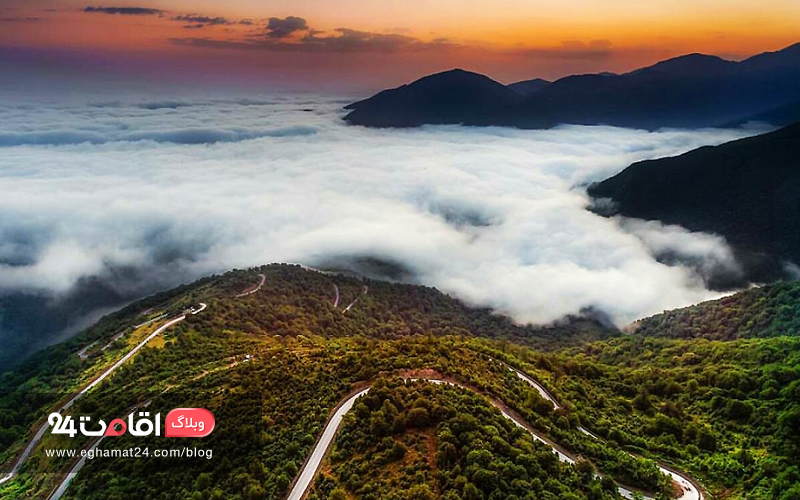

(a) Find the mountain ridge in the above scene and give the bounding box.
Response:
[507,77,551,95]
[342,68,524,127]
[344,42,800,129]
[588,122,800,283]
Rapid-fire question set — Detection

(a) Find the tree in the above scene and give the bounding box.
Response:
[408,407,430,428]
[329,488,348,500]
[463,482,484,500]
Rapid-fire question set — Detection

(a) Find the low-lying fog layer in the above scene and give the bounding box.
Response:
[0,94,754,357]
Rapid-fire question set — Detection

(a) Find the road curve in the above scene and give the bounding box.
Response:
[513,368,561,410]
[285,377,576,500]
[342,286,368,314]
[0,303,207,488]
[47,432,109,500]
[235,273,266,297]
[286,388,370,500]
[286,370,703,500]
[46,403,148,500]
[504,363,702,500]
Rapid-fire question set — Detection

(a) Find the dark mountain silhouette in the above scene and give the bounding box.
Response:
[344,43,800,130]
[343,69,524,127]
[725,100,800,128]
[588,122,800,284]
[631,53,736,76]
[507,78,551,95]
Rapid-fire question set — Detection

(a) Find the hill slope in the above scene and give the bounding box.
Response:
[343,69,524,127]
[3,265,800,500]
[507,77,551,95]
[588,122,800,282]
[632,279,800,340]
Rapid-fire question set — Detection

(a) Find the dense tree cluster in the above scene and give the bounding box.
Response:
[634,280,800,340]
[518,334,800,499]
[214,265,614,349]
[310,378,621,500]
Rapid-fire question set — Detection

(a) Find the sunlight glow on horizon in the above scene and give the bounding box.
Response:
[2,0,800,88]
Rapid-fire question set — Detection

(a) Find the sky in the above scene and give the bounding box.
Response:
[2,0,800,90]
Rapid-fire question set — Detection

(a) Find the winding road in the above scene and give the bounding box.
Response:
[3,268,702,500]
[505,363,702,500]
[0,303,207,489]
[235,273,266,297]
[342,285,368,314]
[285,367,703,500]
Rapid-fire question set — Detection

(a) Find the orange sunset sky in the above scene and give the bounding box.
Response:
[2,0,800,90]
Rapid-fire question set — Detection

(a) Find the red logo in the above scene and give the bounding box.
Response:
[104,418,127,436]
[165,408,215,437]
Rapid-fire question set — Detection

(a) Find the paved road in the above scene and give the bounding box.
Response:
[505,363,702,500]
[342,286,368,314]
[286,388,371,500]
[286,377,574,500]
[512,368,561,410]
[286,368,703,500]
[0,304,206,488]
[235,274,266,297]
[46,403,149,500]
[47,431,109,500]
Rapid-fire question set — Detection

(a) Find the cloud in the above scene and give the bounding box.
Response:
[171,28,456,53]
[518,39,614,60]
[616,218,746,290]
[266,16,308,38]
[173,14,230,28]
[301,28,443,53]
[0,93,757,365]
[0,125,316,146]
[84,6,163,15]
[0,17,41,22]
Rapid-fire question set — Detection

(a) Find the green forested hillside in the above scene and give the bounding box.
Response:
[310,379,621,500]
[545,335,800,499]
[1,265,798,500]
[633,280,800,340]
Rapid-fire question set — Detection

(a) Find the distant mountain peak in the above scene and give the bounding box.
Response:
[343,68,523,127]
[411,68,508,86]
[507,78,551,96]
[631,52,734,76]
[344,41,800,130]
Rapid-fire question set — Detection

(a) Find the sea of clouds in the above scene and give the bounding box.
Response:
[0,93,756,359]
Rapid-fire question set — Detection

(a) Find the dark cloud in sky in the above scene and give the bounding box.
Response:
[303,28,454,53]
[266,16,308,38]
[0,17,41,22]
[79,8,449,54]
[171,27,456,54]
[84,6,163,16]
[518,40,615,60]
[173,14,230,28]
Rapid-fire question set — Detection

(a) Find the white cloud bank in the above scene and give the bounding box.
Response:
[0,94,754,328]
